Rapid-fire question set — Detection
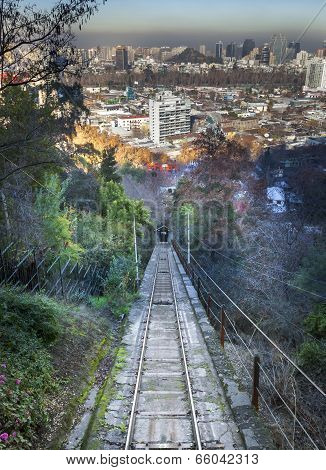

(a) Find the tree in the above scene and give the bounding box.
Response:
[99,180,151,254]
[34,174,83,260]
[73,125,119,154]
[0,83,87,238]
[193,126,251,181]
[178,143,200,164]
[295,246,326,298]
[0,0,107,91]
[100,148,121,183]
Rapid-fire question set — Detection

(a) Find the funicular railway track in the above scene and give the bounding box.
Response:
[125,243,202,450]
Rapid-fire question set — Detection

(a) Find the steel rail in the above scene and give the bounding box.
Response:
[125,248,160,450]
[167,249,202,450]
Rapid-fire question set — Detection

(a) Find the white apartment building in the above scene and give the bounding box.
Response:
[149,91,191,145]
[304,59,326,92]
[296,50,309,68]
[116,115,149,131]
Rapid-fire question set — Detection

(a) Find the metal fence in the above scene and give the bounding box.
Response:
[172,240,326,450]
[0,241,106,301]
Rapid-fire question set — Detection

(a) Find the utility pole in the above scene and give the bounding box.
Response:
[133,215,140,288]
[187,211,191,265]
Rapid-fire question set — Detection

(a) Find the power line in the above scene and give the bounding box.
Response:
[190,233,326,301]
[183,239,322,342]
[236,243,326,286]
[221,295,319,449]
[296,1,326,44]
[177,244,326,398]
[281,1,326,64]
[0,152,57,196]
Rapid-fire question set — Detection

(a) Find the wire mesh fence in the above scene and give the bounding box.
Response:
[0,240,105,302]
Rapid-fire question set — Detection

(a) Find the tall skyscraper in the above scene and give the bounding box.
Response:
[199,45,206,56]
[305,59,326,91]
[149,91,191,145]
[236,44,243,59]
[295,42,301,55]
[115,45,128,70]
[260,44,271,65]
[242,39,255,58]
[316,47,326,58]
[286,41,301,61]
[271,34,287,64]
[226,42,236,58]
[215,41,223,62]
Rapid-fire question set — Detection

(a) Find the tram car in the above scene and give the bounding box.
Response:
[157,225,169,243]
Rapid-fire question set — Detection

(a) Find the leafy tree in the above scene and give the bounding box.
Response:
[295,246,326,298]
[0,85,86,240]
[73,125,120,153]
[0,0,107,91]
[34,174,83,260]
[304,304,326,340]
[99,180,150,254]
[194,126,251,180]
[0,87,64,179]
[64,169,99,211]
[114,144,152,167]
[298,304,326,372]
[100,148,121,183]
[178,143,200,164]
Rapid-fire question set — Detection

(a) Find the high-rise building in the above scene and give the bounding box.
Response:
[235,44,243,59]
[242,39,255,58]
[115,45,129,70]
[260,44,271,65]
[149,91,191,145]
[78,49,89,66]
[316,47,326,58]
[199,45,206,56]
[285,41,301,62]
[305,59,326,91]
[87,48,97,60]
[226,42,236,58]
[271,34,287,64]
[296,50,309,68]
[295,42,301,55]
[150,47,161,61]
[215,41,223,62]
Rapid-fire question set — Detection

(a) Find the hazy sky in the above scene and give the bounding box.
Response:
[39,0,326,50]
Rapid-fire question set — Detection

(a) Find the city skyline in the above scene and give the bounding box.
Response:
[37,0,326,50]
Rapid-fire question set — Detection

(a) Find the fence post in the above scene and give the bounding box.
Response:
[220,306,225,348]
[206,293,211,319]
[252,355,260,411]
[0,248,7,284]
[58,258,64,298]
[33,250,41,291]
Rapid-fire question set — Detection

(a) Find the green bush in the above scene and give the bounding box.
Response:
[297,303,326,373]
[298,341,326,371]
[104,255,137,294]
[0,288,62,449]
[304,303,326,339]
[0,288,62,347]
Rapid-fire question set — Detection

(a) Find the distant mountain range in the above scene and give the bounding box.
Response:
[168,47,216,64]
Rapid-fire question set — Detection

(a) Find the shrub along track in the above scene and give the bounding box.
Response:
[41,303,126,450]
